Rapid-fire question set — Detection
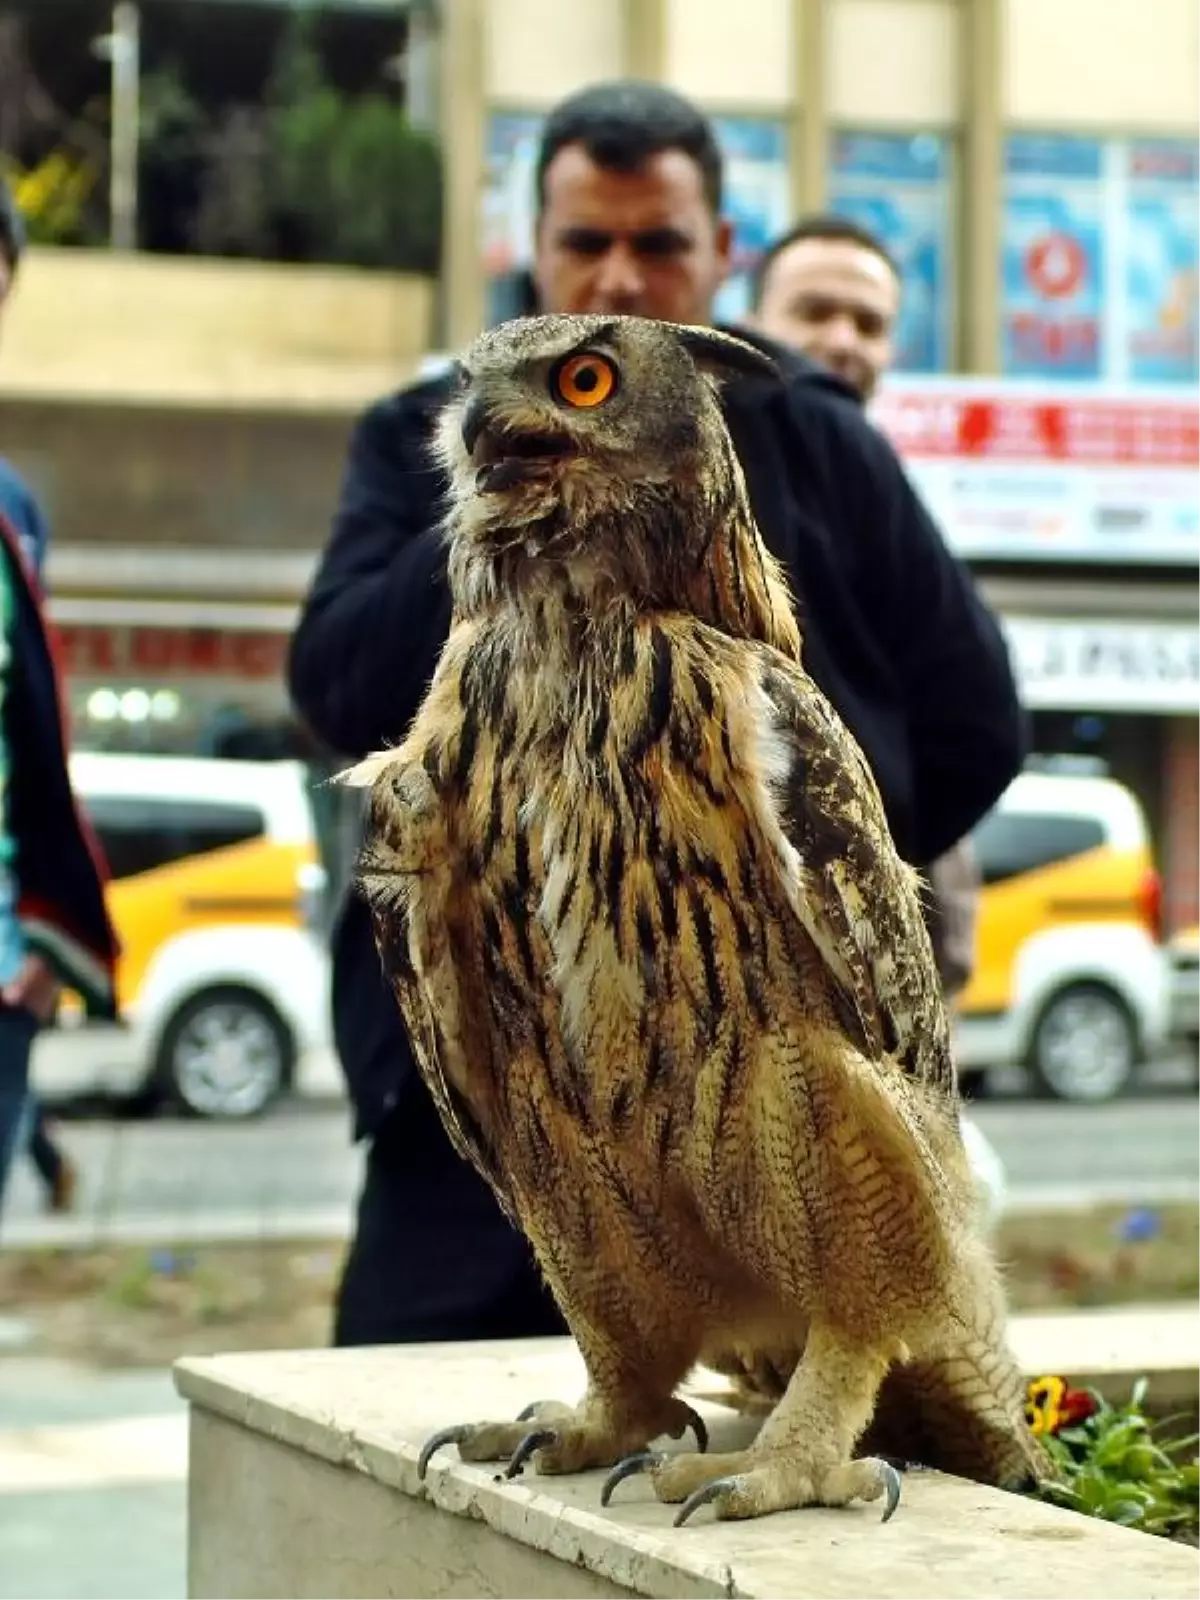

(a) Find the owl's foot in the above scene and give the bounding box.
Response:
[416,1395,708,1481]
[602,1443,902,1525]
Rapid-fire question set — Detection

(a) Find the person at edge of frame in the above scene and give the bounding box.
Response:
[0,176,120,1221]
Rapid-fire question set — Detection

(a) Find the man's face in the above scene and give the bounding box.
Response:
[532,144,733,327]
[752,236,899,399]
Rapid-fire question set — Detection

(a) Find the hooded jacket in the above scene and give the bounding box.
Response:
[0,510,119,1019]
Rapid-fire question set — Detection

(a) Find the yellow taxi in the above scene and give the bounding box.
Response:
[33,753,331,1118]
[954,770,1169,1102]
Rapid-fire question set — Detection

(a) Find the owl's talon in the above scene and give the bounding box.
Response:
[673,1474,743,1527]
[879,1461,902,1523]
[504,1427,560,1479]
[679,1403,709,1453]
[417,1425,472,1480]
[517,1400,553,1421]
[600,1449,666,1506]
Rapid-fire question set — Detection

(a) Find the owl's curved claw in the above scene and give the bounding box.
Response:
[678,1404,709,1453]
[600,1449,666,1507]
[673,1474,742,1527]
[879,1461,903,1523]
[517,1400,552,1421]
[417,1425,472,1480]
[504,1427,559,1479]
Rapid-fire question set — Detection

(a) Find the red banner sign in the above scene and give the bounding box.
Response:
[869,376,1200,564]
[54,624,289,682]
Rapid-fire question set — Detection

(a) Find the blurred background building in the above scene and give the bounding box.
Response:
[0,0,1196,928]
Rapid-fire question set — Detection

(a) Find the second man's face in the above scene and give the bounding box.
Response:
[752,236,900,401]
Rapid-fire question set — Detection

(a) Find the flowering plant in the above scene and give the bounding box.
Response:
[1025,1375,1198,1544]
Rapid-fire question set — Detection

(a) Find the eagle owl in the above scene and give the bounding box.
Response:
[344,313,1049,1527]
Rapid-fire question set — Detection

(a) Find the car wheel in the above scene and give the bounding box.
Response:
[155,988,293,1119]
[1026,982,1138,1103]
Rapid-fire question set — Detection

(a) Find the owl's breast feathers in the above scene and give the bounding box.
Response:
[354,609,953,1210]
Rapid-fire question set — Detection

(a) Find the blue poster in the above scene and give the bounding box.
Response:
[483,112,542,328]
[1001,134,1105,379]
[1125,139,1199,385]
[828,132,953,373]
[710,117,792,323]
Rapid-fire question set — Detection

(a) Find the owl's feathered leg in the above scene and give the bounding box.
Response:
[861,1237,1054,1490]
[605,1323,903,1524]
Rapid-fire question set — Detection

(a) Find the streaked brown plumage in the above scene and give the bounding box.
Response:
[343,312,1050,1524]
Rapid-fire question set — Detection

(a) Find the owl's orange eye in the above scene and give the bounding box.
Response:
[552,352,618,408]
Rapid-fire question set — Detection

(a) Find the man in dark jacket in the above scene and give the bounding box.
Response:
[287,81,1027,1347]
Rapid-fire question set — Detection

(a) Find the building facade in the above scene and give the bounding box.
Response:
[0,0,1196,924]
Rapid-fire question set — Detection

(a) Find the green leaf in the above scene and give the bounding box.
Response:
[1109,1499,1148,1526]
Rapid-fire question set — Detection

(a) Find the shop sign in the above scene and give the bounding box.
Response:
[1003,616,1200,712]
[54,623,289,682]
[871,376,1199,565]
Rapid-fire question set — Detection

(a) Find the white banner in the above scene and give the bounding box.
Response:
[1003,616,1200,713]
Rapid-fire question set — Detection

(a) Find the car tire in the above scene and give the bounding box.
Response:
[155,987,293,1120]
[1026,982,1139,1103]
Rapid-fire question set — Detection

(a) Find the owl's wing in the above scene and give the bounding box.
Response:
[751,648,954,1095]
[356,805,521,1228]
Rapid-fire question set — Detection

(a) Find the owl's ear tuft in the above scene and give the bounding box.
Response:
[673,325,781,386]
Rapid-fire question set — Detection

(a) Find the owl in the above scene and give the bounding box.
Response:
[343,313,1049,1527]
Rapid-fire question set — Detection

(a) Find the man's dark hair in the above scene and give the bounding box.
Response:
[750,213,900,307]
[0,175,25,273]
[535,80,724,213]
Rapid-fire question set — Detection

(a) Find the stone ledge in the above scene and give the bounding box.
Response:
[1005,1301,1199,1415]
[174,1310,1199,1600]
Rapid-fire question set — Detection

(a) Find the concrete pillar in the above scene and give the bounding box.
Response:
[792,0,829,215]
[441,0,487,351]
[623,0,667,79]
[960,0,1003,371]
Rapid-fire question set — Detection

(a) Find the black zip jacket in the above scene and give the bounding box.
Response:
[288,332,1027,1150]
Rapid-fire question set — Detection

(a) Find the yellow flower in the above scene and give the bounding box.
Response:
[1025,1375,1066,1435]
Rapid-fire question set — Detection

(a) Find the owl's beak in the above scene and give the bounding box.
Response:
[461,396,493,457]
[460,396,577,495]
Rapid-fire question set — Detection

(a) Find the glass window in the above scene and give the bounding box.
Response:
[1001,134,1199,384]
[710,117,792,324]
[1125,139,1200,385]
[1001,133,1106,379]
[971,809,1106,885]
[81,796,265,880]
[828,131,956,373]
[482,111,543,329]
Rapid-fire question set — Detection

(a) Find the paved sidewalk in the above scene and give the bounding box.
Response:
[2,1100,363,1250]
[0,1359,186,1599]
[2,1092,1196,1251]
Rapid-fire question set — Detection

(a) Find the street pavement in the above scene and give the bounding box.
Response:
[0,1075,1195,1599]
[0,1360,186,1599]
[2,1068,1197,1249]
